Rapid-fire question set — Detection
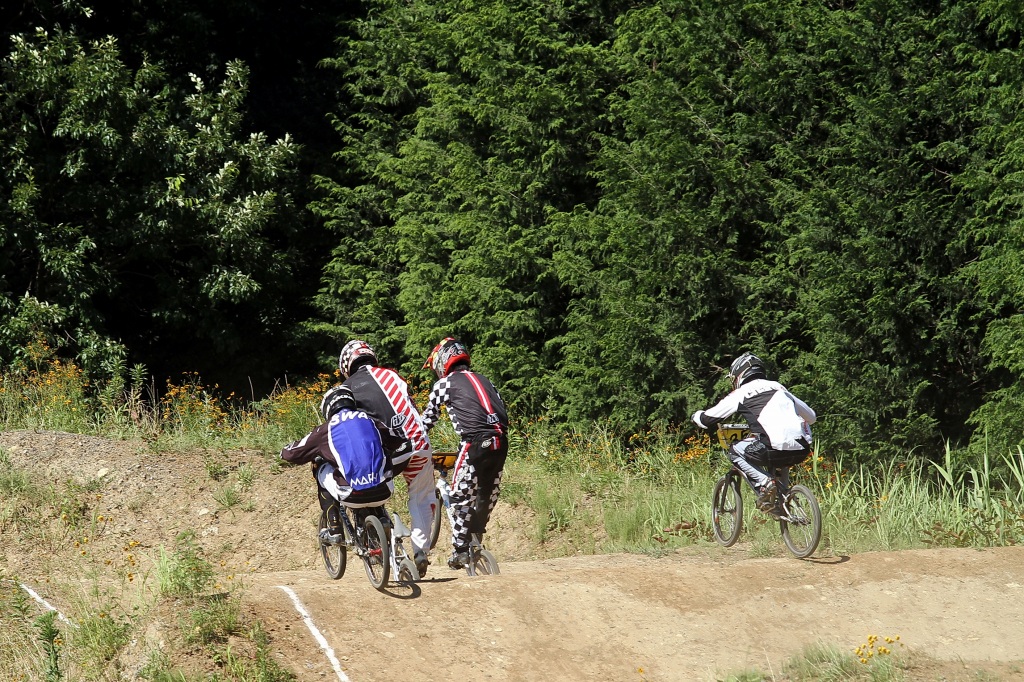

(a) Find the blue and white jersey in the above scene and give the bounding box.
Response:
[327,409,388,491]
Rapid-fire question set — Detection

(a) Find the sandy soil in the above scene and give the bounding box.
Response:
[2,430,1023,681]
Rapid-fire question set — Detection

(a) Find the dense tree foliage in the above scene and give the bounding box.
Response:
[3,0,1023,461]
[0,0,342,392]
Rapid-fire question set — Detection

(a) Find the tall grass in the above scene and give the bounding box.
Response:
[511,416,1024,556]
[3,352,1024,680]
[3,351,1024,557]
[1,341,331,452]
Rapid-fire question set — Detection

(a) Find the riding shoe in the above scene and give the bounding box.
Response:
[755,480,778,511]
[448,549,471,570]
[319,527,344,545]
[415,550,429,578]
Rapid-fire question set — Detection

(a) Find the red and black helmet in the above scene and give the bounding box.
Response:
[423,337,470,379]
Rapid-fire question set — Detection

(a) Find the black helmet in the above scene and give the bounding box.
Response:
[338,339,378,378]
[320,385,357,421]
[729,352,766,389]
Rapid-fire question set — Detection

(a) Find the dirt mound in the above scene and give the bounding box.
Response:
[3,430,1024,681]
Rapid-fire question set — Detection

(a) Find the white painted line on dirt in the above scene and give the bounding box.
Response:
[3,580,77,628]
[277,585,351,682]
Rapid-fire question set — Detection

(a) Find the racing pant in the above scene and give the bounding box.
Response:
[449,434,508,551]
[730,436,809,492]
[400,449,435,557]
[728,437,773,490]
[314,461,393,533]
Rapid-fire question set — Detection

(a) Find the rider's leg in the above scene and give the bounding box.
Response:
[315,463,344,540]
[448,444,480,566]
[401,450,435,558]
[732,438,779,509]
[729,439,772,489]
[470,437,508,537]
[777,466,791,490]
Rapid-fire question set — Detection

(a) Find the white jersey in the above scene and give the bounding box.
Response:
[693,378,815,451]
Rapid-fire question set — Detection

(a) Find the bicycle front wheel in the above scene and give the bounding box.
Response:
[467,548,499,576]
[319,511,347,580]
[362,514,391,590]
[780,484,822,559]
[398,557,420,583]
[428,487,444,550]
[712,474,743,547]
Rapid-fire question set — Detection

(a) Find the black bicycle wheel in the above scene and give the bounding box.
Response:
[712,474,743,547]
[318,511,346,580]
[362,514,391,590]
[428,487,444,550]
[780,484,822,558]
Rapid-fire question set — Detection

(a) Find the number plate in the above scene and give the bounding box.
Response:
[716,424,749,449]
[432,451,457,469]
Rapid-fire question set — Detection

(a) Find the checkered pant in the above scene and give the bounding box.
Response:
[450,436,508,550]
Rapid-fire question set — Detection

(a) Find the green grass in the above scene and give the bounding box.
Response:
[718,637,1022,682]
[156,531,215,598]
[720,640,902,681]
[6,352,1024,558]
[3,353,1024,680]
[502,420,1024,557]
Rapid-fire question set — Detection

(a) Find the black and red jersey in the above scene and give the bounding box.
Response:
[421,369,508,441]
[342,365,431,452]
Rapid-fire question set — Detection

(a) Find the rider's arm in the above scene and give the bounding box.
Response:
[691,390,743,429]
[788,392,816,425]
[280,423,332,465]
[419,380,446,431]
[373,417,414,472]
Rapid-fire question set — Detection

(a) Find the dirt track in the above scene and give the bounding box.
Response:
[2,430,1024,681]
[250,547,1024,682]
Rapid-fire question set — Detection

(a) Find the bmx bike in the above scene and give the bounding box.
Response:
[426,450,500,576]
[318,501,422,590]
[711,424,822,559]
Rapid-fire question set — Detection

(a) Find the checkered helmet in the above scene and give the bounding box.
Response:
[423,337,470,379]
[338,339,378,378]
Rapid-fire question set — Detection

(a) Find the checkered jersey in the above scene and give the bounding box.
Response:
[421,370,507,441]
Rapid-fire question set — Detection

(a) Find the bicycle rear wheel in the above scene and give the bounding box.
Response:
[319,511,346,580]
[712,474,743,547]
[780,484,821,558]
[362,514,391,590]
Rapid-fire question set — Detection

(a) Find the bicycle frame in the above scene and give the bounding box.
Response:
[711,425,822,558]
[319,501,422,588]
[723,461,796,521]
